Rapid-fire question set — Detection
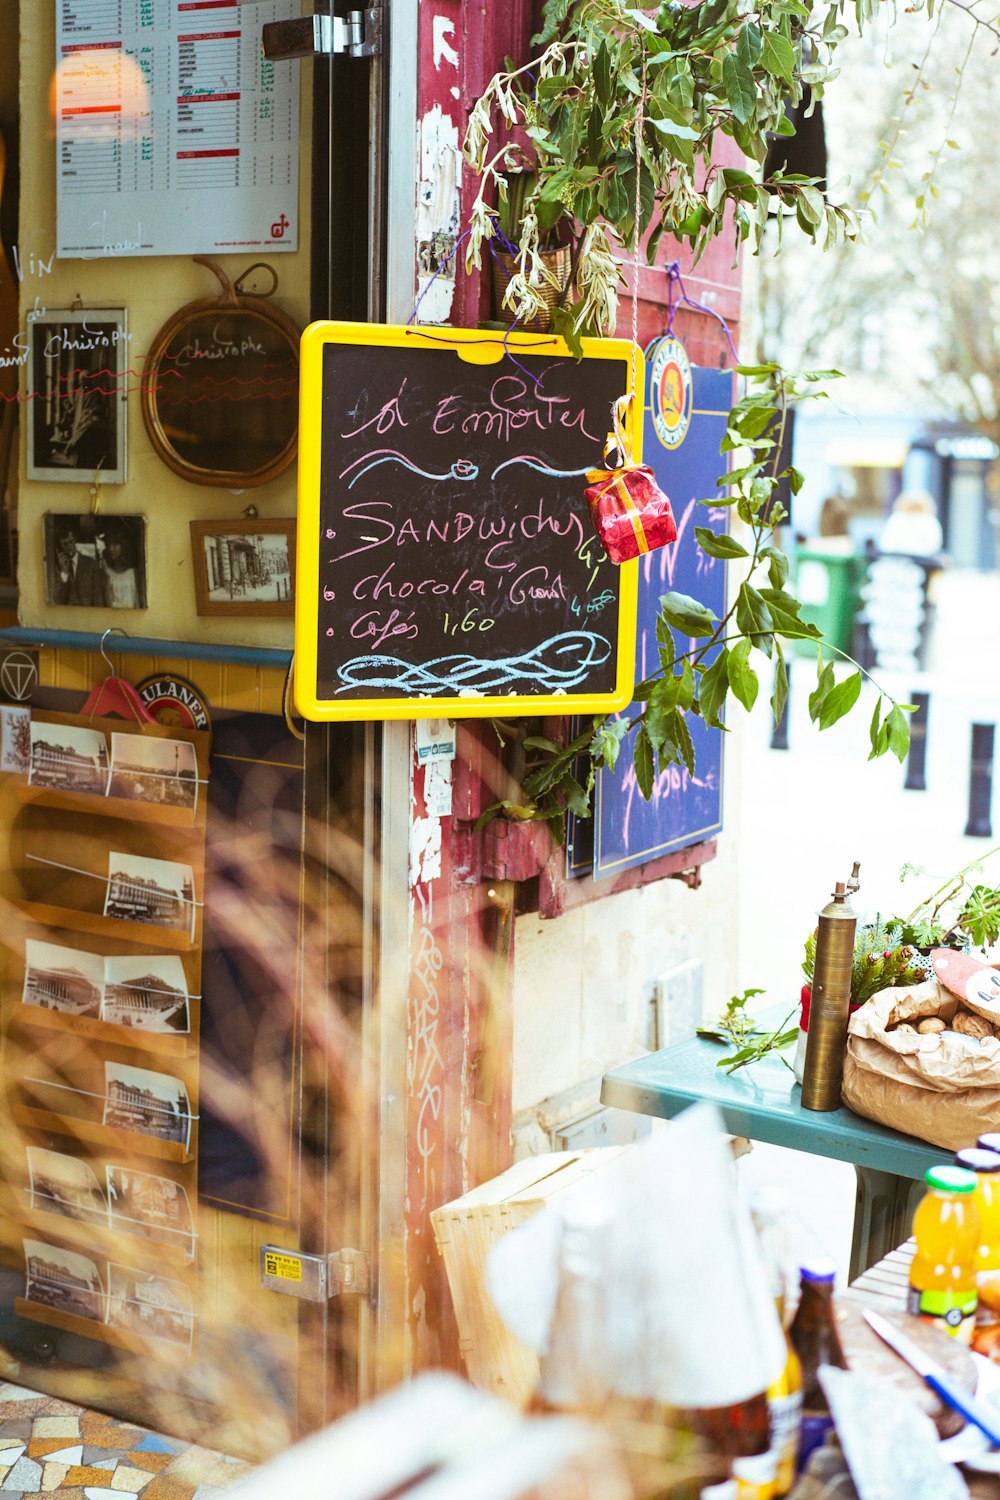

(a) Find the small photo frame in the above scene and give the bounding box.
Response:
[27,309,128,483]
[190,518,295,617]
[44,513,147,609]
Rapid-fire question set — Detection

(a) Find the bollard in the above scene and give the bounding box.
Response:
[770,658,791,751]
[904,692,930,792]
[965,723,995,839]
[852,614,876,673]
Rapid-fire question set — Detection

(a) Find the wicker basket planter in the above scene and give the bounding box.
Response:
[490,244,573,333]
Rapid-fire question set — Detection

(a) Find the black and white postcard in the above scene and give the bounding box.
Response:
[109,733,198,811]
[24,1237,104,1321]
[27,1147,107,1225]
[103,1062,192,1152]
[29,720,109,794]
[22,939,103,1019]
[106,1166,195,1256]
[104,852,196,938]
[102,955,190,1034]
[106,1263,194,1349]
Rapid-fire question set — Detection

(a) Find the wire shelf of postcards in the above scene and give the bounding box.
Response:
[0,705,209,1358]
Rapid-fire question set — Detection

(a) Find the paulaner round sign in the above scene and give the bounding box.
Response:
[650,336,693,450]
[134,673,211,734]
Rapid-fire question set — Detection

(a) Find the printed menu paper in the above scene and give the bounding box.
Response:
[56,0,301,259]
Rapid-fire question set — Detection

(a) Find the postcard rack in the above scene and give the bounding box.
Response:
[0,706,209,1357]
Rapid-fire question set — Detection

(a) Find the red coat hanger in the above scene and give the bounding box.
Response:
[81,628,157,725]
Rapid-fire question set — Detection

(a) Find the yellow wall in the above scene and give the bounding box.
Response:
[15,5,312,650]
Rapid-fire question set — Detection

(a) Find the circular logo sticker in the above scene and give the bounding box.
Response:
[0,651,39,702]
[651,336,693,450]
[135,673,212,738]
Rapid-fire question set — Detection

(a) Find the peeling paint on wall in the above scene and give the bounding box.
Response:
[410,810,443,887]
[416,103,461,323]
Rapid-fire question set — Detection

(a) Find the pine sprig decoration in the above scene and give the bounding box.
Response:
[801,916,925,1005]
[850,921,925,1006]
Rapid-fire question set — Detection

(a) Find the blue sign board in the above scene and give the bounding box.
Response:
[590,346,732,879]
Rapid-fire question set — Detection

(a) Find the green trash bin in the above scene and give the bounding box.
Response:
[793,542,868,657]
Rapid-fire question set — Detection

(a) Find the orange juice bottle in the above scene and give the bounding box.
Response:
[907,1165,980,1342]
[956,1147,1000,1353]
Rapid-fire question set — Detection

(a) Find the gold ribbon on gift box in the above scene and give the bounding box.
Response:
[586,393,649,556]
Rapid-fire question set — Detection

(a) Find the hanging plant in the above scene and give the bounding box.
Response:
[464,0,992,827]
[463,0,863,351]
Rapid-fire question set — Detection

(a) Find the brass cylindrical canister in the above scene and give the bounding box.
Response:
[801,878,858,1112]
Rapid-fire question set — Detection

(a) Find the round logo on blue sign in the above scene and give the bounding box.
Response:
[650,337,693,450]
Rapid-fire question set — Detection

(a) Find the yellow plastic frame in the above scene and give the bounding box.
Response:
[294,319,641,722]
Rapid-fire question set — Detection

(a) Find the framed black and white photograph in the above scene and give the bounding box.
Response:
[106,1262,194,1348]
[104,851,196,938]
[107,1166,195,1256]
[23,1237,104,1321]
[109,732,198,810]
[103,1062,192,1152]
[102,955,191,1034]
[27,309,128,483]
[190,518,295,617]
[27,1147,107,1226]
[22,938,104,1019]
[44,513,147,609]
[29,719,109,794]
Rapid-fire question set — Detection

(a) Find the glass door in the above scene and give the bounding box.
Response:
[0,0,386,1458]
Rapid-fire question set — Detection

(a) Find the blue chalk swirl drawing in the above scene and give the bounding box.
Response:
[335,631,612,696]
[340,449,479,488]
[491,453,593,481]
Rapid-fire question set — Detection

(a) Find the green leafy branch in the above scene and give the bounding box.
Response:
[463,0,861,344]
[696,988,798,1072]
[900,846,1000,951]
[476,364,912,837]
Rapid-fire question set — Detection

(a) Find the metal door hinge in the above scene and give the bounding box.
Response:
[261,1245,371,1300]
[262,9,381,62]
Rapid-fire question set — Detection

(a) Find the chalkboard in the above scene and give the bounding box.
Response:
[592,350,731,878]
[295,322,641,721]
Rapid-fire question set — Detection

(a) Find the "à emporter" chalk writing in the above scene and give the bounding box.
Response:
[341,374,601,446]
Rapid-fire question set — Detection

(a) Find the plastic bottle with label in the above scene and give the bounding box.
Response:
[955,1147,1000,1354]
[732,1450,778,1499]
[749,1189,802,1497]
[907,1164,980,1342]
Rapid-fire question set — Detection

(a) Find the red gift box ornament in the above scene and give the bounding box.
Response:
[584,393,677,565]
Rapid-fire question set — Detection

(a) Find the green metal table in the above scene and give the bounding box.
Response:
[601,1028,947,1280]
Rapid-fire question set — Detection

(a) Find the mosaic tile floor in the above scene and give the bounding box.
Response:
[0,1383,250,1500]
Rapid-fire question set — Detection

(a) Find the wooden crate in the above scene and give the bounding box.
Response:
[431,1147,632,1407]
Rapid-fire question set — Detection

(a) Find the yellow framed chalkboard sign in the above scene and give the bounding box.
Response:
[295,320,641,722]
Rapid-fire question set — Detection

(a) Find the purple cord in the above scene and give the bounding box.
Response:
[664,260,739,366]
[407,228,471,327]
[405,219,552,391]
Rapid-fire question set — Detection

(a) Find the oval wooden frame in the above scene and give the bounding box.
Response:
[140,263,301,489]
